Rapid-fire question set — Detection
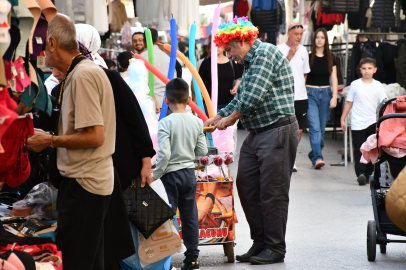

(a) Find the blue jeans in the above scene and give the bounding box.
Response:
[306,86,332,165]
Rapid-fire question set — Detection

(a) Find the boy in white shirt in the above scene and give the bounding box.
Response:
[340,58,387,185]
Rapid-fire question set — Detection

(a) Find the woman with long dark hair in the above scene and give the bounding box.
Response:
[305,28,338,169]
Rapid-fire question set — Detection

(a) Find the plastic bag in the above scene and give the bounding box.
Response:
[12,183,58,220]
[119,222,172,270]
[211,121,238,179]
[120,180,176,270]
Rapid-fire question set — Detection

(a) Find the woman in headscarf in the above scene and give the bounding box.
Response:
[75,24,156,270]
[75,23,108,68]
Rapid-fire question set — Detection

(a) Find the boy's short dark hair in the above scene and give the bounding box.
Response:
[360,57,376,67]
[143,28,158,43]
[166,78,189,104]
[117,51,133,69]
[132,31,144,38]
[104,59,116,69]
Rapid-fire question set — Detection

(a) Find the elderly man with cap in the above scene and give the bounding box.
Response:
[27,14,116,270]
[277,23,310,171]
[204,17,299,265]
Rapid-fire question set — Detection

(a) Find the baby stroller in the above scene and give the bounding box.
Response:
[367,97,406,261]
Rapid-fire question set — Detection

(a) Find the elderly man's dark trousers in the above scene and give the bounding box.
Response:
[237,120,299,255]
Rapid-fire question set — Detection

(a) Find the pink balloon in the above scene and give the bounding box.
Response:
[211,3,221,113]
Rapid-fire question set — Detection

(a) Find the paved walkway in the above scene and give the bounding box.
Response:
[171,130,406,269]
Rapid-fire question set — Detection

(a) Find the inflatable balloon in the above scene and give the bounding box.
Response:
[145,28,155,98]
[159,14,177,120]
[162,43,215,119]
[189,22,205,113]
[211,3,221,113]
[133,53,209,123]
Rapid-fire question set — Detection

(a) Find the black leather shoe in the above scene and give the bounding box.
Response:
[236,245,264,262]
[249,248,285,264]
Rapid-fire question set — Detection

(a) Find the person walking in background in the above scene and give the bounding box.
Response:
[277,23,310,172]
[341,58,387,185]
[141,28,170,113]
[117,51,133,79]
[132,31,146,54]
[199,44,243,111]
[104,59,116,70]
[305,28,338,169]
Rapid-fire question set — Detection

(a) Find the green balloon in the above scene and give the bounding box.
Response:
[146,28,154,98]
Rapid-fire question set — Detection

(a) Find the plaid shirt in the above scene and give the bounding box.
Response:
[218,39,295,130]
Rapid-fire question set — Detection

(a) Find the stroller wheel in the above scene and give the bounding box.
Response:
[367,220,377,261]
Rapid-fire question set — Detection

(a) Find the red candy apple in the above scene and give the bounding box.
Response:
[224,154,233,165]
[213,156,223,166]
[199,156,209,166]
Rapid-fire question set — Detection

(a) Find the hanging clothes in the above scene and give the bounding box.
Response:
[315,3,344,28]
[135,0,169,31]
[121,22,132,48]
[397,39,406,89]
[235,0,249,17]
[252,0,277,11]
[251,2,281,33]
[347,0,369,30]
[162,0,200,37]
[329,0,360,13]
[371,0,396,28]
[233,0,240,17]
[293,0,298,19]
[108,0,128,33]
[350,41,386,84]
[277,0,286,35]
[380,42,397,84]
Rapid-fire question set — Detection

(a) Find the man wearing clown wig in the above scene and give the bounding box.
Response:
[205,17,299,265]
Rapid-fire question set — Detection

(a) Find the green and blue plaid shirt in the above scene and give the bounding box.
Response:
[218,39,295,130]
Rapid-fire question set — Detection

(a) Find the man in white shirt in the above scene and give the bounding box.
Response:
[141,28,170,111]
[277,23,310,171]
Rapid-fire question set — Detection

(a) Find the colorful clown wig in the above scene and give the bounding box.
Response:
[214,16,259,47]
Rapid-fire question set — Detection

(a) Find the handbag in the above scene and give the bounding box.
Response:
[0,114,34,187]
[122,177,176,239]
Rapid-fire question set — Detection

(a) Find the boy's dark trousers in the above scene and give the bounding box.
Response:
[161,168,199,262]
[352,123,376,177]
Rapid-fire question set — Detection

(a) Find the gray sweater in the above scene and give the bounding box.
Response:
[152,113,208,180]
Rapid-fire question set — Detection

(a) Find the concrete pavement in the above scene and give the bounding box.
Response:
[171,130,406,269]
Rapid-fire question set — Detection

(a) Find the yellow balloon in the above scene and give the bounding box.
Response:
[163,44,215,118]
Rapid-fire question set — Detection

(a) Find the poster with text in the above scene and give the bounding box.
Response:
[177,181,235,244]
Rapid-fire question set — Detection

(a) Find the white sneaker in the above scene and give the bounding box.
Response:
[293,163,297,172]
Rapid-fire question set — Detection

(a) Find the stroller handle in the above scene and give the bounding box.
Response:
[376,113,406,129]
[378,98,397,119]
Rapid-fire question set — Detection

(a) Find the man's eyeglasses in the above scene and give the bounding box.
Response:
[288,25,303,31]
[133,39,144,43]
